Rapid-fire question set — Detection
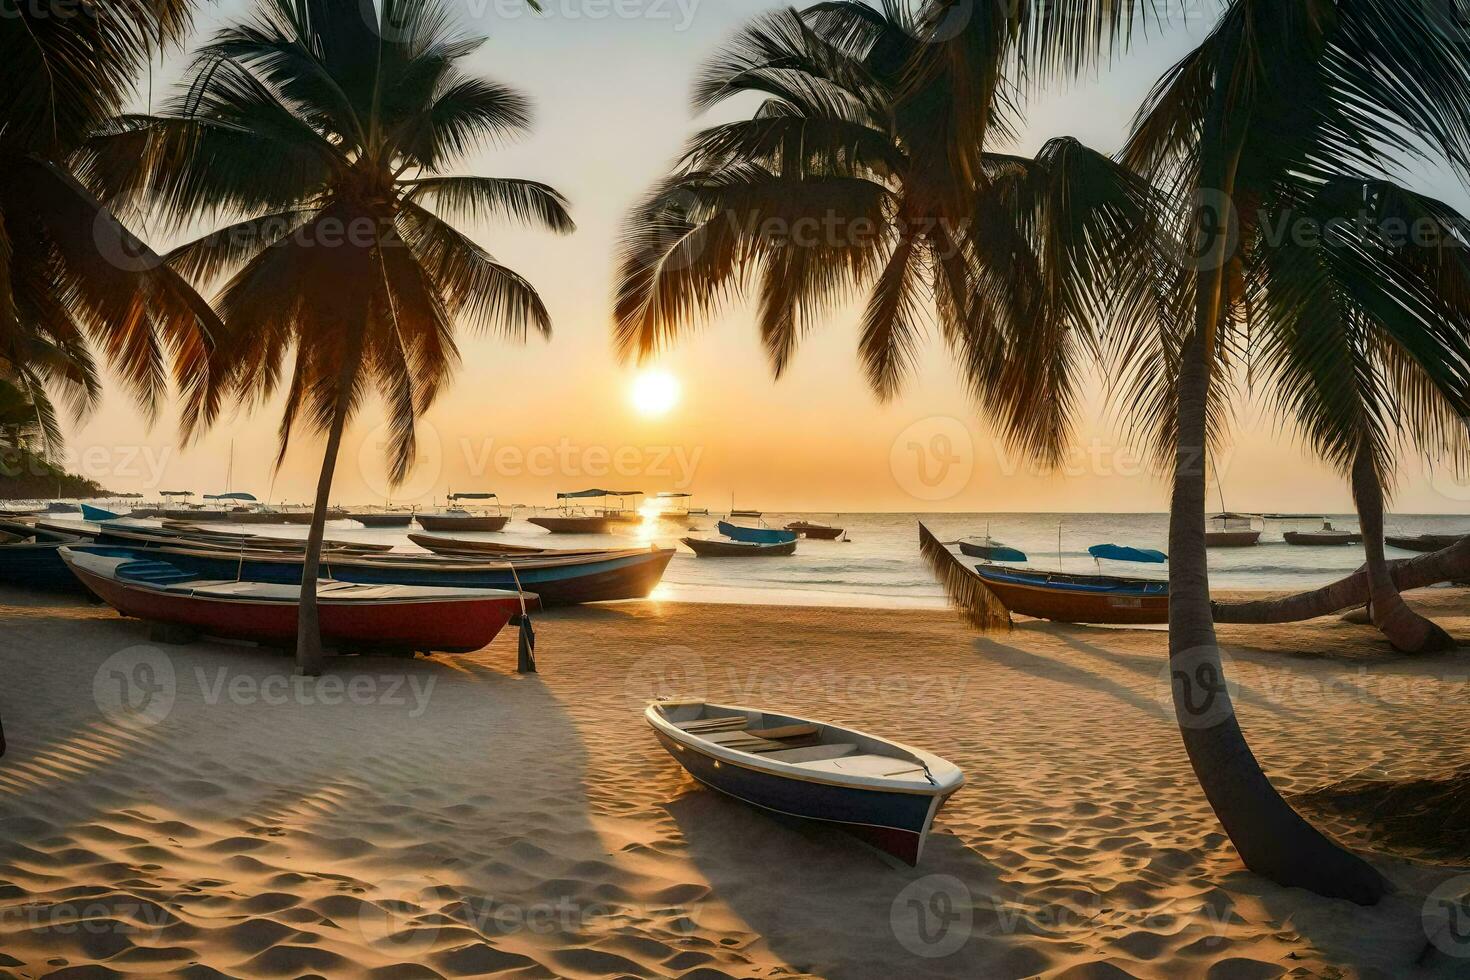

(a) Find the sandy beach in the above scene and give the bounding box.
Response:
[1,587,1468,978]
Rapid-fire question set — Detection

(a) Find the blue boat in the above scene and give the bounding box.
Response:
[81,504,121,522]
[717,521,798,545]
[0,519,90,594]
[1089,543,1168,564]
[959,540,1027,562]
[62,543,675,607]
[646,699,964,865]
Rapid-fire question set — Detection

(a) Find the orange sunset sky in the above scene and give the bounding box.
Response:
[56,0,1470,513]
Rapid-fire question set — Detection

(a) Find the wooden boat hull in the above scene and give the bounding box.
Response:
[682,536,797,557]
[730,510,763,519]
[974,565,1169,625]
[415,514,510,533]
[647,702,963,866]
[717,521,798,545]
[1283,531,1360,546]
[224,511,296,525]
[67,543,675,606]
[349,512,416,528]
[785,522,844,540]
[1385,533,1467,553]
[0,522,90,594]
[528,515,615,534]
[408,533,607,558]
[89,523,393,556]
[64,550,524,653]
[1205,529,1261,547]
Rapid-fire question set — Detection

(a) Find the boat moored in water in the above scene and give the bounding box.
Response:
[1206,512,1262,547]
[958,540,1027,562]
[408,533,612,559]
[646,699,964,865]
[348,511,416,528]
[415,494,509,533]
[785,521,846,540]
[530,489,642,534]
[717,521,798,545]
[682,536,797,557]
[62,546,529,653]
[1385,533,1468,553]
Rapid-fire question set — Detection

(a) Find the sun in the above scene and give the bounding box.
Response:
[631,370,681,417]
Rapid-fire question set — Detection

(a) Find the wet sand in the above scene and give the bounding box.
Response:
[1,587,1468,978]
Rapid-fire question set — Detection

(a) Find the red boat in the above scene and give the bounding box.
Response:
[62,547,531,654]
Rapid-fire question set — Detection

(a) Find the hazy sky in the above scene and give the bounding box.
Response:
[59,0,1470,513]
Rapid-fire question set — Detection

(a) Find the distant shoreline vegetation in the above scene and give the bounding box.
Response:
[0,449,112,500]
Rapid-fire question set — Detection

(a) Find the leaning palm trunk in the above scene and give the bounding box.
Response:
[295,349,361,677]
[1169,101,1386,902]
[1216,535,1470,625]
[1350,443,1454,653]
[1172,335,1387,904]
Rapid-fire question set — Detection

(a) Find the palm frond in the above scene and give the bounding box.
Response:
[918,521,1012,632]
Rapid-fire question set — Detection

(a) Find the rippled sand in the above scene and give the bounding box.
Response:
[1,587,1468,978]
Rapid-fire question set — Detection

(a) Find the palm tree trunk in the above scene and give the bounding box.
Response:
[1350,443,1454,653]
[1169,87,1386,901]
[1171,332,1385,904]
[1215,537,1470,623]
[295,348,360,676]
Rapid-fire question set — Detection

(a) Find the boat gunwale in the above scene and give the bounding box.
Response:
[645,700,963,796]
[62,549,532,608]
[973,564,1167,596]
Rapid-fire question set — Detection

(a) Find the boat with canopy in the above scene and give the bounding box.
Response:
[1283,519,1361,546]
[1207,512,1262,547]
[529,489,643,534]
[415,493,509,532]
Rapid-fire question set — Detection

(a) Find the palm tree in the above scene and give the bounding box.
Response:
[1123,0,1470,902]
[0,380,45,456]
[1,0,219,442]
[617,4,1159,469]
[84,0,573,675]
[1257,179,1470,653]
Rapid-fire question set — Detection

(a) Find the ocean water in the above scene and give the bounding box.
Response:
[122,510,1470,610]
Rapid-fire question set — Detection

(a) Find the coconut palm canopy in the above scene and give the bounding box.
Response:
[81,0,574,480]
[616,2,1168,469]
[0,0,220,451]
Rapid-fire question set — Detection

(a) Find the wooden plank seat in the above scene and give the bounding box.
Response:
[675,716,749,733]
